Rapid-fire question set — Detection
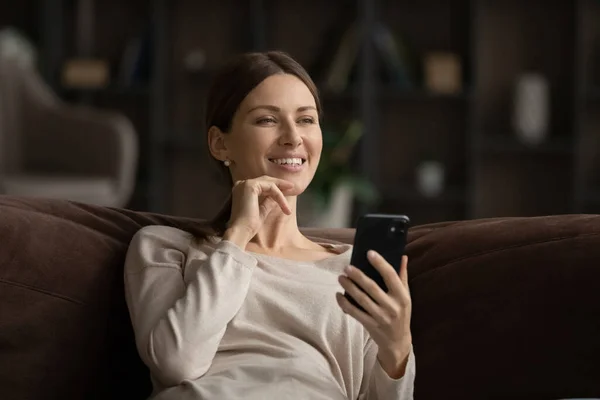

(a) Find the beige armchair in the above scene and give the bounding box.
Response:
[0,58,138,208]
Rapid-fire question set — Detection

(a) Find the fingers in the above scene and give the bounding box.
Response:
[338,274,380,316]
[399,255,409,287]
[338,275,396,328]
[249,180,292,215]
[256,175,296,194]
[367,251,404,295]
[258,197,279,219]
[263,182,292,215]
[335,292,377,329]
[232,176,295,216]
[234,175,295,191]
[340,266,399,320]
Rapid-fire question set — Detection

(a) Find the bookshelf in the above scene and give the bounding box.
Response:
[3,0,600,226]
[35,0,169,212]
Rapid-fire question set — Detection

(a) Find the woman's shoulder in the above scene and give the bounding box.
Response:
[125,226,221,272]
[131,225,194,248]
[130,225,220,254]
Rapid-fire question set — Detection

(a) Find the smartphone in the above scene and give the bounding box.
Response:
[344,214,410,312]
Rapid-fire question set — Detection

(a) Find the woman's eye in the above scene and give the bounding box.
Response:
[257,117,276,125]
[299,117,315,124]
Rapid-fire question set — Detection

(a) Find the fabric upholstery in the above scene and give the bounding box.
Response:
[0,195,599,400]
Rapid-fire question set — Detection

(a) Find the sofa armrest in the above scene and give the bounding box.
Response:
[22,102,139,203]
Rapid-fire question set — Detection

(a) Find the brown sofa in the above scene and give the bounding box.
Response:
[1,194,599,400]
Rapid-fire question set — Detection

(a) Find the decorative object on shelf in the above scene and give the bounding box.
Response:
[61,59,110,88]
[415,157,446,198]
[183,49,207,73]
[423,52,463,94]
[512,72,550,146]
[0,27,37,68]
[298,120,378,228]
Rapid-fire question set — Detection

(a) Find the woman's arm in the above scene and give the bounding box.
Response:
[359,339,416,400]
[124,225,256,387]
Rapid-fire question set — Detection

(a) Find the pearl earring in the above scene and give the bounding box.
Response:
[224,159,231,167]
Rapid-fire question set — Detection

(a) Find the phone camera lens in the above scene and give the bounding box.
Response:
[390,226,396,233]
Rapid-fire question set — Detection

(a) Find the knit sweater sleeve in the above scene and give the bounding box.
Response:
[359,339,416,400]
[123,225,257,387]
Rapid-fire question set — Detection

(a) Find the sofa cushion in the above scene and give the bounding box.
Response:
[1,195,599,399]
[408,215,600,399]
[0,196,189,399]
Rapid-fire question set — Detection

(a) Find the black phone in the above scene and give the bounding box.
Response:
[344,213,410,312]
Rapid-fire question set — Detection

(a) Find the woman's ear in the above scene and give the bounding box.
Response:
[207,126,229,162]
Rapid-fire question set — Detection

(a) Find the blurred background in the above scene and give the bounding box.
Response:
[1,0,599,228]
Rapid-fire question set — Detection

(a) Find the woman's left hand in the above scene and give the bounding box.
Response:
[336,251,412,378]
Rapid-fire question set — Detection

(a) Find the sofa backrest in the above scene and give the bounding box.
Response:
[1,195,599,399]
[0,195,356,399]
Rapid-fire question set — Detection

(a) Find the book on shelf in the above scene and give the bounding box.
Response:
[315,19,417,94]
[118,25,153,87]
[323,21,362,94]
[371,22,415,90]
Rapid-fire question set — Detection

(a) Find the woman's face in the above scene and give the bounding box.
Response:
[212,73,322,196]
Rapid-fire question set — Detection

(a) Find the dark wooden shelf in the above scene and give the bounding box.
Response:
[186,69,218,86]
[587,88,600,101]
[477,134,574,155]
[32,0,598,220]
[184,75,361,101]
[319,88,359,102]
[162,136,204,152]
[186,71,365,105]
[320,86,472,103]
[585,190,600,205]
[60,85,150,96]
[385,184,467,205]
[378,87,472,101]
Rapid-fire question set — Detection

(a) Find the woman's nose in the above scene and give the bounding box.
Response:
[279,123,302,147]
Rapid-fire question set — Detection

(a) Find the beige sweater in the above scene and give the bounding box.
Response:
[124,225,415,400]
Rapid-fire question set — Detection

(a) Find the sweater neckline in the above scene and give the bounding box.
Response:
[246,242,352,266]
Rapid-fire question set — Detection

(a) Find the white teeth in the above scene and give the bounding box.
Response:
[271,158,303,166]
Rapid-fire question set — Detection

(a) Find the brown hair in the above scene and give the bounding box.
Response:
[197,50,322,240]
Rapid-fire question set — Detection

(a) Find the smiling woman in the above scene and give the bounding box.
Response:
[203,54,324,237]
[209,74,321,189]
[123,51,415,400]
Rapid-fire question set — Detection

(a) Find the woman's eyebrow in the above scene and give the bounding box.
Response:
[246,105,316,114]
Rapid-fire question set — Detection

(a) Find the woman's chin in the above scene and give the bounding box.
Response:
[281,180,308,197]
[287,187,307,197]
[258,171,310,195]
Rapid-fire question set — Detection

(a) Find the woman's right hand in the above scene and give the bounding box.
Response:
[223,175,296,248]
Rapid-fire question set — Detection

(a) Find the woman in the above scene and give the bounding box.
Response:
[124,50,415,400]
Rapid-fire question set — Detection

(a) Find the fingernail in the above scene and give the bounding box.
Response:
[367,250,377,259]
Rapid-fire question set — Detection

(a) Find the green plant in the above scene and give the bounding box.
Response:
[307,119,379,211]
